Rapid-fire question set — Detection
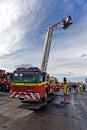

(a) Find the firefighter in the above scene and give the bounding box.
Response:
[63,77,67,103]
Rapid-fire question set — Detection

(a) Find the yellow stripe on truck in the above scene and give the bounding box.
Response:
[11,82,47,87]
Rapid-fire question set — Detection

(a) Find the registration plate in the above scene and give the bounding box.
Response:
[19,96,24,99]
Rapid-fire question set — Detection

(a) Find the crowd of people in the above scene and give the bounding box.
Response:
[67,81,86,93]
[63,77,86,103]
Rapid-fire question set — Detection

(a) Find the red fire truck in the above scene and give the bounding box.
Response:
[10,16,72,102]
[0,69,12,91]
[10,67,57,101]
[49,76,60,91]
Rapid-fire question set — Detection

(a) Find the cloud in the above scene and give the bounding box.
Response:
[0,0,46,56]
[81,54,87,57]
[0,0,46,71]
[0,0,87,78]
[47,14,87,76]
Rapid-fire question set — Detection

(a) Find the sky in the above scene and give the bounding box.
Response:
[0,0,87,81]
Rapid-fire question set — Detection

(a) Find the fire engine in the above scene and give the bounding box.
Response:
[0,69,12,91]
[10,67,56,101]
[49,76,60,91]
[10,16,72,102]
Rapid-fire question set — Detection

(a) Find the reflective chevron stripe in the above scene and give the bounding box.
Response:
[10,92,40,100]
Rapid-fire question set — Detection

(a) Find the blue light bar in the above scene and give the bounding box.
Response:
[29,67,39,70]
[16,67,25,70]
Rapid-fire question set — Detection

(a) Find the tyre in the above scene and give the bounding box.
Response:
[41,89,48,102]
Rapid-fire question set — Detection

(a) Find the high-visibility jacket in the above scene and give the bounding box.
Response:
[64,83,67,94]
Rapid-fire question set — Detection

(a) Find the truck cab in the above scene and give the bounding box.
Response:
[10,67,51,101]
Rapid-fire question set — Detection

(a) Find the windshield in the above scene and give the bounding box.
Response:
[12,72,40,83]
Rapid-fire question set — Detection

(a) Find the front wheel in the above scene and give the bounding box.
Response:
[41,90,48,102]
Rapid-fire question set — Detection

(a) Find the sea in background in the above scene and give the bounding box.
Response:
[57,76,86,83]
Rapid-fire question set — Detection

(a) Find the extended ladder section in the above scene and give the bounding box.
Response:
[40,27,53,72]
[40,16,73,73]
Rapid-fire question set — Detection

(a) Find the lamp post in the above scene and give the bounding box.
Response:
[41,16,73,72]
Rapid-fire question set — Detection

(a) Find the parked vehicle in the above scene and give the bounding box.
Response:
[10,67,57,101]
[0,69,12,91]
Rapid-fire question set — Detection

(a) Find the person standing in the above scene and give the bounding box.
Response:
[63,77,67,103]
[83,84,85,92]
[79,82,83,92]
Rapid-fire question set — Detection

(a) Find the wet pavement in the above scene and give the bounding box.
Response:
[0,90,87,130]
[0,92,11,105]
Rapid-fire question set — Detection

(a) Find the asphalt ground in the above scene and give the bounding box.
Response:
[0,90,87,130]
